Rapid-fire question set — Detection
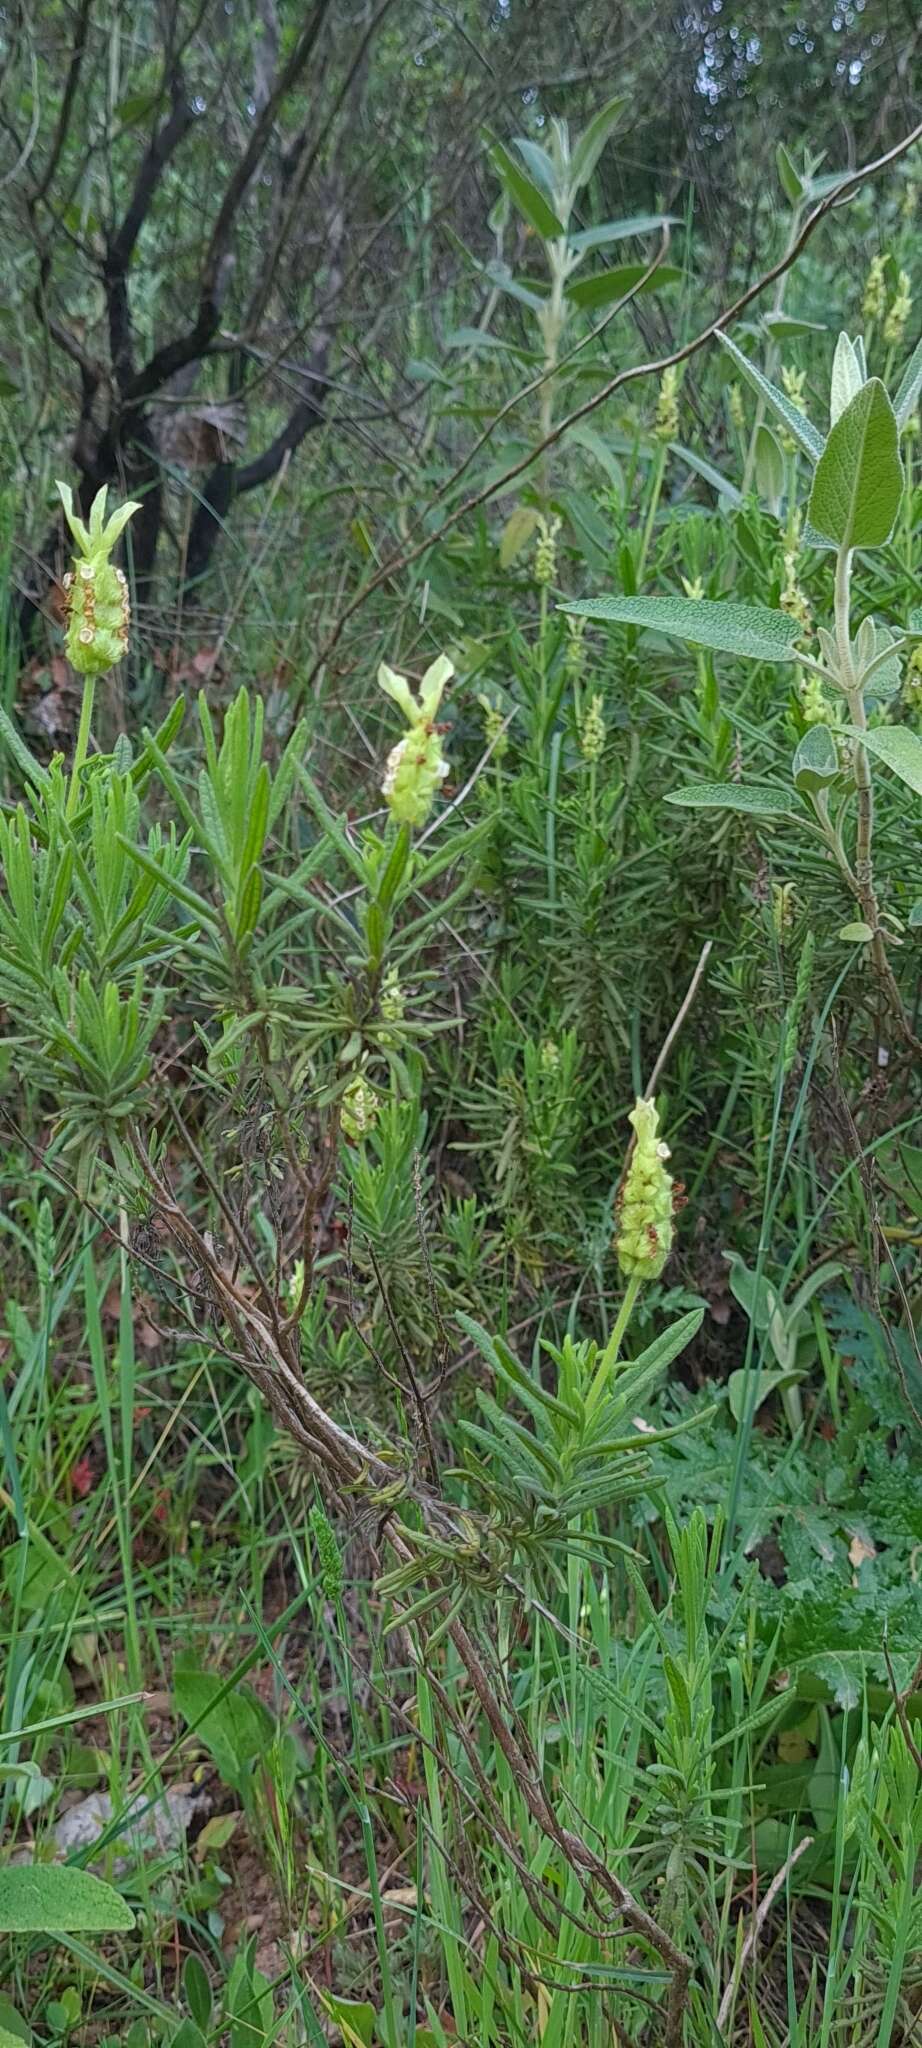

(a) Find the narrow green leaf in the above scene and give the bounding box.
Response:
[567,214,678,255]
[847,722,922,797]
[808,379,903,549]
[718,332,824,462]
[569,96,627,192]
[761,313,825,339]
[776,141,804,203]
[0,1865,134,1934]
[754,423,784,506]
[489,143,565,238]
[565,262,680,310]
[669,444,742,505]
[512,137,556,198]
[666,782,795,816]
[562,594,803,663]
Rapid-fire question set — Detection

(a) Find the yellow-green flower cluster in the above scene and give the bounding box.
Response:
[379,967,405,1046]
[884,270,912,349]
[579,693,606,764]
[539,1037,560,1074]
[341,1070,378,1141]
[615,1096,676,1281]
[565,614,586,679]
[727,384,745,433]
[533,514,561,588]
[478,693,508,759]
[862,254,887,324]
[58,482,139,677]
[779,366,807,455]
[799,671,837,726]
[378,654,452,828]
[654,366,679,443]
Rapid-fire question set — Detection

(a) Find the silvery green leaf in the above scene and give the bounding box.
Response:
[846,722,922,797]
[567,214,678,255]
[512,137,556,199]
[830,332,863,425]
[808,379,903,549]
[718,332,824,462]
[792,723,840,792]
[893,333,922,431]
[0,1865,134,1934]
[665,782,796,816]
[562,594,803,663]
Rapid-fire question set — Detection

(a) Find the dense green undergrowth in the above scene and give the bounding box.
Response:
[1,78,922,2048]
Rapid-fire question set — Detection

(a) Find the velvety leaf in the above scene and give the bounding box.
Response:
[808,379,903,548]
[830,332,863,425]
[848,721,922,797]
[792,723,840,792]
[562,593,803,662]
[838,921,874,943]
[893,333,922,431]
[666,781,795,816]
[0,1864,134,1934]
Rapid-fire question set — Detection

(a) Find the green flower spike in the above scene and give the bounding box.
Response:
[615,1095,678,1280]
[378,653,453,828]
[58,482,140,677]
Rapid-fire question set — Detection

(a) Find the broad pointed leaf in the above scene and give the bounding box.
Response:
[0,1865,134,1934]
[808,379,903,549]
[847,722,922,798]
[562,594,803,662]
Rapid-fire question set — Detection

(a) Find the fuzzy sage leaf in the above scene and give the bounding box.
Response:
[562,594,804,663]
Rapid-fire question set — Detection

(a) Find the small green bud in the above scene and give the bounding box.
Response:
[579,692,606,763]
[565,614,586,678]
[799,672,837,726]
[478,693,508,758]
[533,514,561,587]
[727,384,745,432]
[883,269,912,349]
[378,654,452,828]
[615,1096,677,1281]
[862,254,887,324]
[341,1070,378,1141]
[539,1037,560,1074]
[57,482,140,677]
[309,1501,343,1600]
[654,366,679,443]
[681,576,705,602]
